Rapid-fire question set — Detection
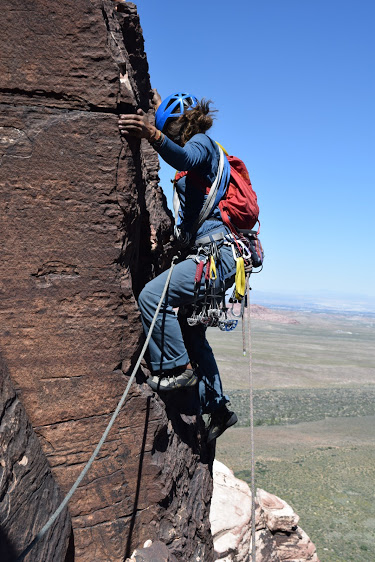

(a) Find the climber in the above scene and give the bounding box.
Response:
[118,93,238,442]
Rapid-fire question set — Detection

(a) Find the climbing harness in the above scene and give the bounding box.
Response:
[15,255,180,562]
[183,227,263,336]
[186,232,234,331]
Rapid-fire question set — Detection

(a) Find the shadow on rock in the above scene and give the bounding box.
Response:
[0,526,18,562]
[124,395,151,559]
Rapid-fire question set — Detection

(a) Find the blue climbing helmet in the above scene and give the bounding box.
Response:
[155,92,198,132]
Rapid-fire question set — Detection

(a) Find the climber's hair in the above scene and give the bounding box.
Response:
[164,99,216,146]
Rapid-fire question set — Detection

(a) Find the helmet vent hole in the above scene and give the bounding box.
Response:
[165,99,175,109]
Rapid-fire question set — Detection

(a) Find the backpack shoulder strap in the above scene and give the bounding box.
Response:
[191,145,227,235]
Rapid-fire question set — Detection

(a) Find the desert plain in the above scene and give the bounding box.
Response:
[209,304,375,562]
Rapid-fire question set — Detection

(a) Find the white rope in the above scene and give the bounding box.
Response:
[16,257,179,562]
[246,273,257,561]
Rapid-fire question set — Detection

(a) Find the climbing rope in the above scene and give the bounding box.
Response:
[16,256,179,562]
[245,273,257,561]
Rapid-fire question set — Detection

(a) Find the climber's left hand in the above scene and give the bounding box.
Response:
[119,109,157,140]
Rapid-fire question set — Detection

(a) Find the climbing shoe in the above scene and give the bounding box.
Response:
[147,368,198,392]
[207,405,238,443]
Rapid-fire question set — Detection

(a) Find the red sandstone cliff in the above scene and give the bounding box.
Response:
[0,2,213,560]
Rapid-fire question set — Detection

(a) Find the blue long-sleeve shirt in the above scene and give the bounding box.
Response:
[155,132,231,241]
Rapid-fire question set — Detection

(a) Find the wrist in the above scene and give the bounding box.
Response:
[148,127,162,142]
[148,127,164,147]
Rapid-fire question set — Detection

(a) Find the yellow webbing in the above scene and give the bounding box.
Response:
[209,256,217,280]
[235,257,245,300]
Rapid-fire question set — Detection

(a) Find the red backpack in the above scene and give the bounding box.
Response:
[219,155,259,232]
[175,152,259,233]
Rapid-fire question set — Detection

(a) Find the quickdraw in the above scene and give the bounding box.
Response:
[187,241,232,331]
[226,231,254,322]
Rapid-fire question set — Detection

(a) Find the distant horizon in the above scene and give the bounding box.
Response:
[250,288,375,314]
[252,288,375,301]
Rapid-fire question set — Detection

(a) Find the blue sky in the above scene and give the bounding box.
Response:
[136,1,374,298]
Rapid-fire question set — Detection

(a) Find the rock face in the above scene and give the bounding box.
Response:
[0,2,214,561]
[0,354,73,562]
[125,540,178,562]
[210,461,320,561]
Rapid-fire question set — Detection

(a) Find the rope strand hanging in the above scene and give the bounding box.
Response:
[245,273,257,561]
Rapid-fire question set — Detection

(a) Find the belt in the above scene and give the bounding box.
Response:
[194,231,226,246]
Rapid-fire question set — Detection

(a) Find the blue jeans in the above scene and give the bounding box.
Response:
[138,244,236,414]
